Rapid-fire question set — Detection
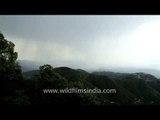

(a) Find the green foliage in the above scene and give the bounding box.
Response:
[148,80,160,93]
[0,33,18,70]
[22,66,160,105]
[86,74,135,105]
[39,64,67,88]
[0,32,24,105]
[3,90,30,105]
[117,75,160,104]
[0,32,22,79]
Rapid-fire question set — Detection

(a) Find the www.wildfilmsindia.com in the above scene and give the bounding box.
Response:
[43,88,116,94]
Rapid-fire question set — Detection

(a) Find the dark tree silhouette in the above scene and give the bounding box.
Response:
[0,32,25,105]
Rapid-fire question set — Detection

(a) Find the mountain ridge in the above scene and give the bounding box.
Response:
[18,60,160,78]
[22,66,160,105]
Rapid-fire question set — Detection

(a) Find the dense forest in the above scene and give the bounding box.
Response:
[1,32,160,106]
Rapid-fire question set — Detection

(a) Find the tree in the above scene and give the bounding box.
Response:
[0,33,19,70]
[0,32,23,105]
[26,64,69,105]
[39,64,67,88]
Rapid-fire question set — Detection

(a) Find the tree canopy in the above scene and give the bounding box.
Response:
[0,33,19,70]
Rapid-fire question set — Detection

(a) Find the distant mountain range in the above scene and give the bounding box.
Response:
[93,71,160,81]
[18,59,160,79]
[19,59,160,105]
[96,67,160,79]
[17,60,42,72]
[22,66,160,105]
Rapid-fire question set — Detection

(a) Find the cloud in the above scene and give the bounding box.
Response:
[2,15,160,71]
[7,36,85,60]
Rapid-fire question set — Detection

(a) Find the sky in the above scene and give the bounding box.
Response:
[1,15,160,72]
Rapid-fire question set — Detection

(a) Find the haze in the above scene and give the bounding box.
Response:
[1,15,160,73]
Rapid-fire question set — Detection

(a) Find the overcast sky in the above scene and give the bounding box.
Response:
[1,15,160,71]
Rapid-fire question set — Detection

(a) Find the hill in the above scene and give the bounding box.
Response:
[22,67,160,105]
